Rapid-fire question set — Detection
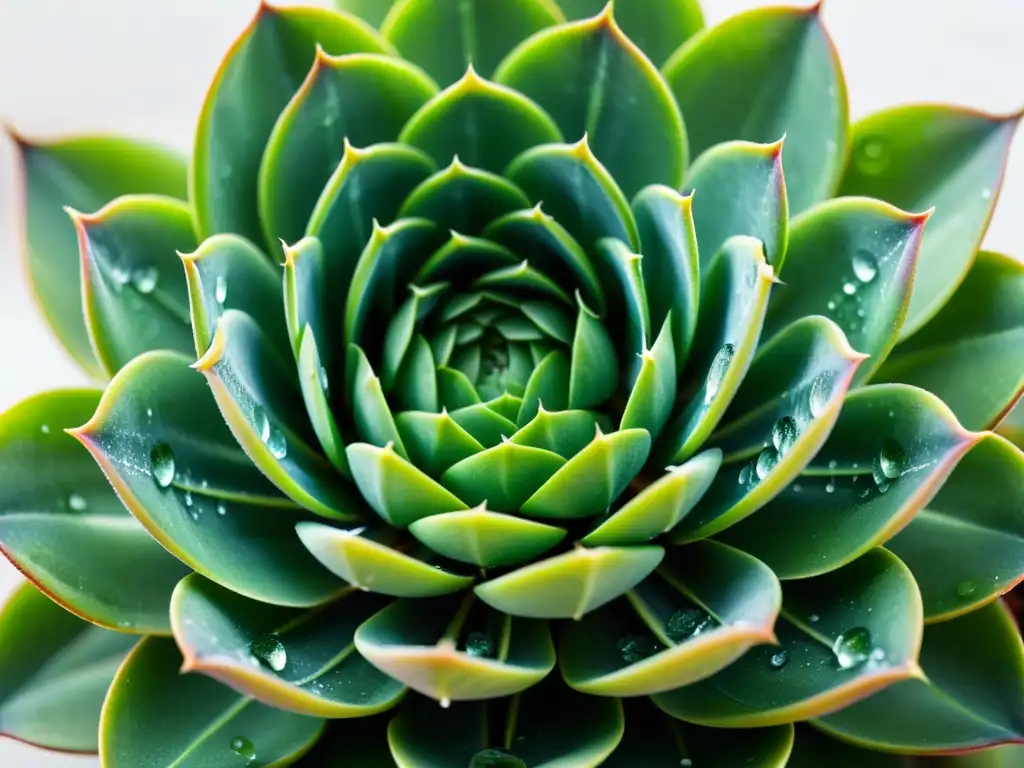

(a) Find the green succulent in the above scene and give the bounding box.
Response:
[3,0,1024,766]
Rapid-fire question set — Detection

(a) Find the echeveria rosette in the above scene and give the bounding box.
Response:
[3,1,1024,766]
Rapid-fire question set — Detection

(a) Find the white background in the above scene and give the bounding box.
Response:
[0,1,1022,765]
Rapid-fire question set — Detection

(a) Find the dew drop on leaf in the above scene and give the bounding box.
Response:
[755,447,778,480]
[131,266,159,294]
[852,250,878,283]
[856,136,890,175]
[842,281,857,296]
[825,481,835,494]
[250,634,287,672]
[833,626,872,670]
[255,406,271,442]
[230,736,255,760]
[704,343,735,405]
[150,443,175,488]
[68,493,87,511]
[216,501,227,516]
[738,463,754,486]
[957,579,978,598]
[267,427,288,459]
[771,416,798,455]
[808,371,834,418]
[470,748,527,768]
[110,264,131,289]
[878,439,907,480]
[215,275,228,306]
[667,607,709,643]
[617,635,659,663]
[40,424,50,434]
[318,365,330,397]
[465,631,495,658]
[769,650,789,670]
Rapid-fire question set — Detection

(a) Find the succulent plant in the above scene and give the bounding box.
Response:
[3,0,1024,766]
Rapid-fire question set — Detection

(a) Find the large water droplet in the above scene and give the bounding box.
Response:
[666,607,708,643]
[150,443,175,488]
[857,136,890,175]
[738,463,754,486]
[267,427,288,459]
[470,749,527,768]
[255,407,271,442]
[617,635,659,663]
[704,343,735,405]
[853,250,879,283]
[231,736,255,760]
[131,266,159,294]
[808,371,834,418]
[110,264,131,289]
[68,493,88,511]
[215,275,228,306]
[772,416,798,455]
[755,447,778,480]
[833,626,872,670]
[957,579,978,598]
[250,634,287,672]
[878,439,907,480]
[769,650,789,670]
[465,631,495,658]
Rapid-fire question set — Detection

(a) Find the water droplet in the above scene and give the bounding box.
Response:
[704,343,735,405]
[827,299,837,311]
[68,493,87,511]
[250,634,287,672]
[825,481,835,494]
[771,416,798,455]
[833,626,872,670]
[184,490,194,508]
[440,697,451,709]
[853,250,879,283]
[755,447,778,480]
[215,275,228,306]
[857,136,890,175]
[216,501,227,516]
[957,579,978,598]
[827,459,838,470]
[982,188,992,200]
[738,463,753,486]
[267,427,288,459]
[110,264,131,288]
[318,365,330,397]
[150,443,175,488]
[131,266,159,294]
[842,281,857,296]
[792,483,802,493]
[809,614,820,623]
[40,424,50,434]
[146,407,154,420]
[255,407,271,442]
[465,631,495,658]
[231,736,255,760]
[808,371,834,417]
[666,607,709,643]
[878,439,907,480]
[769,650,789,669]
[470,749,527,768]
[617,635,659,663]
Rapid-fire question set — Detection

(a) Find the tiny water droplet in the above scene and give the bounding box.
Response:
[318,365,330,396]
[216,501,227,516]
[808,371,834,417]
[853,250,879,283]
[465,631,495,658]
[231,736,254,760]
[982,188,992,200]
[215,275,228,306]
[792,483,802,493]
[110,264,131,288]
[827,459,838,470]
[131,266,159,294]
[146,407,154,420]
[825,481,835,494]
[879,439,907,480]
[704,343,735,405]
[267,427,288,459]
[469,748,527,768]
[857,136,890,175]
[250,634,287,672]
[809,614,820,623]
[150,443,175,488]
[617,635,659,663]
[957,579,978,598]
[772,416,798,455]
[738,463,753,486]
[667,607,708,643]
[833,626,872,670]
[769,650,789,669]
[40,424,50,434]
[842,281,857,296]
[68,493,87,511]
[440,697,451,709]
[755,447,778,480]
[184,490,194,508]
[827,300,837,311]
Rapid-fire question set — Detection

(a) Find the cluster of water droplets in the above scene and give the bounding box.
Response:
[617,606,717,664]
[768,625,886,674]
[824,249,877,336]
[109,261,160,295]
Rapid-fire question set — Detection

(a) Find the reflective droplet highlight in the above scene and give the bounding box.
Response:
[231,736,254,759]
[150,443,175,488]
[267,427,288,459]
[465,631,495,658]
[318,365,330,397]
[215,275,228,306]
[833,626,872,670]
[470,749,527,768]
[667,607,709,643]
[808,371,834,417]
[769,650,789,670]
[618,635,660,663]
[131,266,159,294]
[755,447,778,480]
[704,343,735,405]
[878,439,907,480]
[957,579,978,598]
[250,634,287,672]
[68,493,88,511]
[842,281,857,296]
[857,136,890,175]
[216,501,228,516]
[772,416,798,455]
[853,250,879,283]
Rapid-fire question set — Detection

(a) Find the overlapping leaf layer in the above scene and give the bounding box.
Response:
[4,1,1024,766]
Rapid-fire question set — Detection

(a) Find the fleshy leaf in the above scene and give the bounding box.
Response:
[592,238,651,385]
[631,185,699,372]
[101,637,324,768]
[787,726,905,767]
[0,582,136,752]
[653,548,923,727]
[197,310,365,520]
[815,602,1024,754]
[886,434,1024,623]
[558,0,703,66]
[440,440,566,512]
[386,675,623,767]
[495,5,687,197]
[683,138,788,269]
[72,195,196,375]
[296,522,473,597]
[297,329,348,474]
[0,390,188,634]
[394,409,484,477]
[475,545,664,619]
[400,66,562,174]
[873,251,1024,430]
[569,294,619,410]
[620,316,676,439]
[171,574,405,717]
[764,197,929,383]
[382,0,561,85]
[561,542,781,696]
[73,350,344,608]
[581,449,721,546]
[347,345,407,458]
[839,105,1019,338]
[409,504,566,567]
[293,715,394,766]
[182,233,287,359]
[718,384,977,579]
[509,408,602,459]
[665,4,847,214]
[192,4,389,247]
[259,51,438,251]
[517,350,570,425]
[11,132,187,377]
[355,594,555,703]
[673,316,863,542]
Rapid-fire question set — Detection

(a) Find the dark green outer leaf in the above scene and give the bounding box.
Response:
[0,389,189,634]
[0,582,136,753]
[839,105,1019,338]
[787,726,906,767]
[558,0,704,66]
[664,4,847,214]
[101,637,325,768]
[11,131,187,378]
[191,4,390,248]
[74,194,196,375]
[873,251,1024,430]
[496,6,687,197]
